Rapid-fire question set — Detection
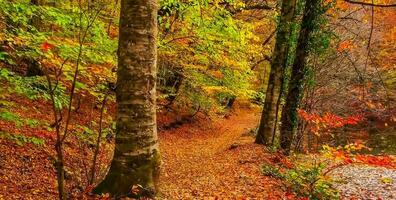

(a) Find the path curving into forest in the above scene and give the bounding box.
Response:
[157,107,396,200]
[158,107,284,199]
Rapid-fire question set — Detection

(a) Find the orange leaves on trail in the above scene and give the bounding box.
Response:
[334,0,350,10]
[281,192,310,200]
[337,40,353,52]
[270,153,295,169]
[159,109,285,199]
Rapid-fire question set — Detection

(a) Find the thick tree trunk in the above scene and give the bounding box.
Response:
[280,0,320,154]
[93,0,160,198]
[256,0,296,145]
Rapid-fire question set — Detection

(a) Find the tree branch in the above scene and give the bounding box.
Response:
[218,1,274,14]
[344,0,396,7]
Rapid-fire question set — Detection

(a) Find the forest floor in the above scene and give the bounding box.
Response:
[0,94,396,199]
[158,106,285,199]
[158,107,396,200]
[0,94,286,199]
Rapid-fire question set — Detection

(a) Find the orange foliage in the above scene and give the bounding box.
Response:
[328,147,396,168]
[298,109,362,135]
[337,40,353,52]
[355,155,396,168]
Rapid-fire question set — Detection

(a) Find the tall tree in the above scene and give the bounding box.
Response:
[93,0,160,198]
[256,0,296,145]
[280,0,321,154]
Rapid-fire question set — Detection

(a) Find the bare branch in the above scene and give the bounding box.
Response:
[344,0,396,7]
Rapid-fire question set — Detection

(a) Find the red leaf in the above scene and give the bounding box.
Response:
[41,41,54,52]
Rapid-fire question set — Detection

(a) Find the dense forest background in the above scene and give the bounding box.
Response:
[0,0,395,199]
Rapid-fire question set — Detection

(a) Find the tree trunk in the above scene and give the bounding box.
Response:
[93,0,160,198]
[280,0,320,154]
[256,0,296,145]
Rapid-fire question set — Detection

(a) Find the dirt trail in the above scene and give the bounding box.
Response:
[159,108,283,199]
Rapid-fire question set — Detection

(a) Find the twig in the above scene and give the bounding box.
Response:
[61,5,104,143]
[89,90,110,185]
[44,68,65,200]
[362,0,375,100]
[344,0,396,7]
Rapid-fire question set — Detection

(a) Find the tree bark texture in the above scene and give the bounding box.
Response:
[256,0,296,145]
[280,0,320,154]
[93,0,160,198]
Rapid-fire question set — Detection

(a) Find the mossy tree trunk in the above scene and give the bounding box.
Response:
[256,0,296,145]
[280,0,320,154]
[93,0,160,198]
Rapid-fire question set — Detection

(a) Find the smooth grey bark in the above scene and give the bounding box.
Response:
[256,0,296,145]
[93,0,160,198]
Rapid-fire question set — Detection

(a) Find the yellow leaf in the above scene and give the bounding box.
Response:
[381,177,393,184]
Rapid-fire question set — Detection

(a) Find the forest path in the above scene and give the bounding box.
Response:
[158,107,283,199]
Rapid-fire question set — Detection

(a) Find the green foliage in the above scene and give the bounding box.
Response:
[0,110,43,128]
[0,131,45,146]
[25,118,40,128]
[304,1,336,89]
[261,159,339,200]
[285,162,339,200]
[251,91,266,105]
[261,164,285,180]
[157,0,260,113]
[0,111,22,127]
[0,0,117,97]
[0,51,8,61]
[262,161,340,200]
[1,0,261,114]
[75,122,114,145]
[75,125,96,145]
[0,68,69,109]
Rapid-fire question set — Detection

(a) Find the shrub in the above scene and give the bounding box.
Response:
[261,164,285,179]
[0,132,45,146]
[261,162,339,200]
[0,111,23,127]
[0,68,69,109]
[285,163,339,200]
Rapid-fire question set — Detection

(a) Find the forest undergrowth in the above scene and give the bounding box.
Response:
[1,92,395,199]
[0,92,287,199]
[1,0,395,199]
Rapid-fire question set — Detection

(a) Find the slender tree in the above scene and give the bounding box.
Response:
[93,0,161,198]
[280,0,321,154]
[256,0,296,145]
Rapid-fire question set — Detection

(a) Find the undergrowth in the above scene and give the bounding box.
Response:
[0,131,45,146]
[0,68,69,109]
[0,110,42,128]
[262,161,339,200]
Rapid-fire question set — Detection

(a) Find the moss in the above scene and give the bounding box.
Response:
[93,150,161,198]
